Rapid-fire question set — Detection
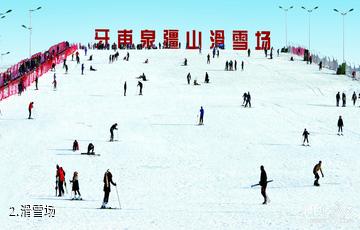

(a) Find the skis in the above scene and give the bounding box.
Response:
[251,180,273,188]
[81,152,101,156]
[98,207,120,210]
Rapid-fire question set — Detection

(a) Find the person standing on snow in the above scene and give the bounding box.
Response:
[52,79,57,90]
[35,76,39,90]
[101,169,117,209]
[259,165,268,204]
[352,92,357,106]
[342,92,346,107]
[70,171,81,200]
[204,72,209,83]
[207,54,210,64]
[244,92,251,108]
[337,116,344,135]
[187,73,191,85]
[81,64,85,75]
[241,61,244,71]
[56,165,66,197]
[313,161,324,186]
[28,102,34,119]
[124,81,127,96]
[302,128,310,145]
[137,81,143,95]
[336,92,340,107]
[110,123,118,142]
[199,106,204,125]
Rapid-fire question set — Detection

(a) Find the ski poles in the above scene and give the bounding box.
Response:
[115,185,122,209]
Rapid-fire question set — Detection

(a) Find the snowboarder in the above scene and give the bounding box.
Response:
[110,123,118,142]
[337,116,344,135]
[302,128,310,146]
[124,81,127,96]
[137,81,143,95]
[87,143,95,154]
[56,165,66,197]
[81,64,85,75]
[199,106,204,125]
[207,54,210,64]
[352,91,357,106]
[342,92,346,107]
[259,165,268,204]
[244,92,251,108]
[70,171,81,200]
[28,102,34,119]
[72,140,79,151]
[101,169,117,209]
[193,80,200,86]
[336,92,340,107]
[187,73,191,85]
[313,161,324,186]
[90,65,97,71]
[204,72,209,83]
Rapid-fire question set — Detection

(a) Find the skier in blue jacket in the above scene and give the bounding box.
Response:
[199,106,204,125]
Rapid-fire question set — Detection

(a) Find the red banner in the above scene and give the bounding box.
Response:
[0,45,77,101]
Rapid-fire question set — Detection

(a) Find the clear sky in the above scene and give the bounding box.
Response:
[0,0,359,68]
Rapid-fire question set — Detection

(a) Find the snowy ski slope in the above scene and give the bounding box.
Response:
[1,49,360,229]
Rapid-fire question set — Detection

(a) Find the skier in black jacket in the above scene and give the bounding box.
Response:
[342,92,346,107]
[101,169,117,208]
[259,165,268,204]
[137,81,143,95]
[124,81,127,96]
[352,92,357,106]
[110,123,118,142]
[336,92,340,107]
[302,128,310,145]
[337,116,344,135]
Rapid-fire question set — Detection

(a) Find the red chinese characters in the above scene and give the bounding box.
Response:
[141,30,156,48]
[118,30,133,48]
[186,30,202,49]
[210,30,225,49]
[233,30,248,50]
[95,29,110,45]
[255,31,271,50]
[163,29,179,49]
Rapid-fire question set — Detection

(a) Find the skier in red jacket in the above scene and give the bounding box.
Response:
[28,102,34,119]
[56,165,66,197]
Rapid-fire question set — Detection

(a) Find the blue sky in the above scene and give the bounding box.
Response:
[1,0,359,68]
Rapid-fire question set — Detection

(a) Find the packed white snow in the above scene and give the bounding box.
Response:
[1,49,360,229]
